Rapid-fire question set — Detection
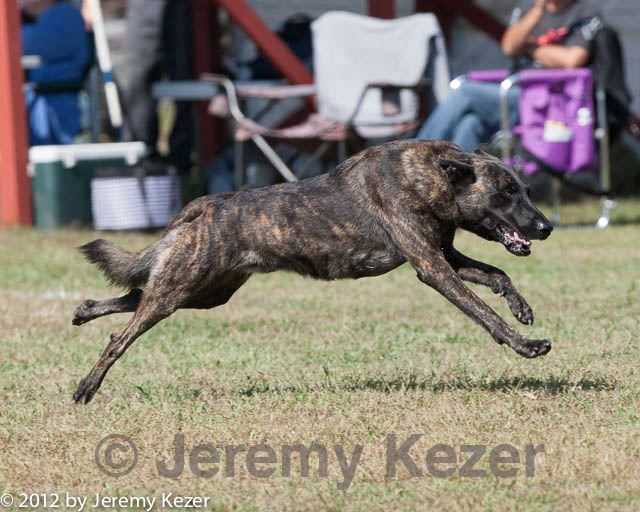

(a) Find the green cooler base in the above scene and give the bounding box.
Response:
[29,143,146,229]
[32,161,94,229]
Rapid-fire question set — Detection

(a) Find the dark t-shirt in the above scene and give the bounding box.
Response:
[510,1,602,66]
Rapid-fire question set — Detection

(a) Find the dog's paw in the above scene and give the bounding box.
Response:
[72,300,96,326]
[505,293,534,325]
[513,339,552,359]
[73,375,101,404]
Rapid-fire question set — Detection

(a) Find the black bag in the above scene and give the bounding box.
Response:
[248,13,313,80]
[588,23,632,141]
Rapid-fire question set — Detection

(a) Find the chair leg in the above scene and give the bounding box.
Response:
[596,198,616,229]
[250,134,298,183]
[550,176,562,225]
[595,84,614,229]
[234,139,245,189]
[337,140,348,163]
[595,136,616,227]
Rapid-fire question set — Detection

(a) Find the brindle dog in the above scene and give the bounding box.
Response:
[72,140,553,404]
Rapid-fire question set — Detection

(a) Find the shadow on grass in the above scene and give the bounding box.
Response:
[238,372,616,397]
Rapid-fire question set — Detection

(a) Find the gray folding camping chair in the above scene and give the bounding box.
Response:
[204,11,450,186]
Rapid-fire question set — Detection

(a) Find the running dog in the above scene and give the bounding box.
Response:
[72,140,553,404]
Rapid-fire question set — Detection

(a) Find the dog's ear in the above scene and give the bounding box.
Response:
[439,158,476,190]
[473,145,494,157]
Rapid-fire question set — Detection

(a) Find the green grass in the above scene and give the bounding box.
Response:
[1,199,640,511]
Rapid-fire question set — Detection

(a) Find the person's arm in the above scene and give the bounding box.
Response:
[22,9,78,61]
[22,5,89,84]
[81,0,93,29]
[501,0,546,57]
[531,44,589,69]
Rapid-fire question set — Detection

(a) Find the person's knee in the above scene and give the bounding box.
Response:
[453,113,486,151]
[445,83,474,108]
[453,81,489,103]
[460,112,482,128]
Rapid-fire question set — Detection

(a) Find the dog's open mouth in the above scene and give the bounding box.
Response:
[497,225,531,256]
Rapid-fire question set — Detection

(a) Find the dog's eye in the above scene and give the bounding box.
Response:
[491,192,511,207]
[505,183,520,195]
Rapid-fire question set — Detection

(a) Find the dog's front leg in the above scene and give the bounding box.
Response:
[411,251,550,358]
[444,247,534,325]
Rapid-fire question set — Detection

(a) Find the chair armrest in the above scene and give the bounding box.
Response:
[515,67,592,84]
[201,73,316,99]
[152,80,220,100]
[197,74,250,126]
[152,78,317,102]
[200,74,312,144]
[467,68,592,86]
[200,74,318,124]
[234,83,316,99]
[467,69,510,83]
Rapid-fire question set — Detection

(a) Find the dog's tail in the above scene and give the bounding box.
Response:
[79,239,154,289]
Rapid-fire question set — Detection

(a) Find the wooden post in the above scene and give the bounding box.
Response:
[415,0,454,41]
[0,0,32,226]
[192,0,224,165]
[368,0,395,19]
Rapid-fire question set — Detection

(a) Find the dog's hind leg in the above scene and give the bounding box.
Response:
[73,290,175,404]
[73,229,195,404]
[72,289,143,326]
[183,274,251,309]
[73,211,251,403]
[72,274,250,404]
[444,247,534,325]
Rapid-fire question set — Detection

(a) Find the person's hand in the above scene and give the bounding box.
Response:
[81,0,94,29]
[534,0,547,11]
[532,0,547,17]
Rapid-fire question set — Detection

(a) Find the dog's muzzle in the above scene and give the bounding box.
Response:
[531,220,553,240]
[496,224,532,256]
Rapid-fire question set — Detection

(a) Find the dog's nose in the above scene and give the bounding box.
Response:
[536,220,553,239]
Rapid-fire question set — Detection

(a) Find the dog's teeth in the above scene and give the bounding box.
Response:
[510,231,531,246]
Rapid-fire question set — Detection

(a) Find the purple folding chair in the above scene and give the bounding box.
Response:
[465,68,613,227]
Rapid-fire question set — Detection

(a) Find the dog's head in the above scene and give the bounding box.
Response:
[439,150,553,256]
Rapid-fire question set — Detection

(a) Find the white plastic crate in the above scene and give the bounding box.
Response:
[91,172,182,230]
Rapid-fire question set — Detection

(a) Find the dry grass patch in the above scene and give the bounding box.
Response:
[1,202,639,511]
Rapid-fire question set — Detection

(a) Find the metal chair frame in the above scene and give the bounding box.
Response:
[203,73,429,188]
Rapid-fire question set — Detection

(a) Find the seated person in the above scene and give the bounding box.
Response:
[416,0,601,151]
[21,0,90,145]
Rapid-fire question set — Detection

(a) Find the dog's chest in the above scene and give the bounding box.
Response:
[295,247,405,280]
[238,244,404,280]
[344,248,405,278]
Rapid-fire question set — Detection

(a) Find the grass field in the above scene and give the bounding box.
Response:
[1,199,639,511]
